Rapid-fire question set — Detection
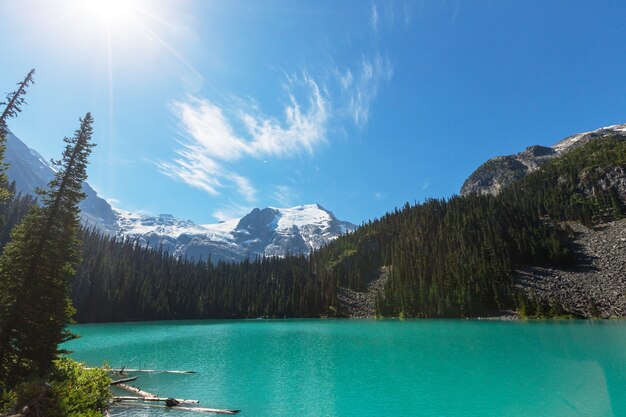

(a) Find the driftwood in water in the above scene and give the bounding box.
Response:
[103,366,239,415]
[175,406,241,414]
[112,396,199,404]
[110,376,137,385]
[115,383,157,398]
[107,368,195,374]
[112,393,241,414]
[112,402,241,415]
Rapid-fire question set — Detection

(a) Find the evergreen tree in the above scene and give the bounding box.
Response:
[0,70,35,205]
[0,113,95,388]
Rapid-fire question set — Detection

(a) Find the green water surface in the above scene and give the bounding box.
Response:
[65,319,626,417]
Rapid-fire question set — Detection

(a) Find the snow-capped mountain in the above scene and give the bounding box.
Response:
[4,131,118,232]
[3,131,356,262]
[461,123,626,196]
[114,204,355,262]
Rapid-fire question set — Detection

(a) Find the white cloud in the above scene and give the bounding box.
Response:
[158,151,223,196]
[230,174,256,203]
[339,69,353,90]
[272,185,298,207]
[402,0,413,26]
[212,202,253,222]
[160,4,395,220]
[371,3,379,32]
[160,76,328,210]
[106,197,121,206]
[243,76,328,157]
[343,53,393,128]
[172,97,249,161]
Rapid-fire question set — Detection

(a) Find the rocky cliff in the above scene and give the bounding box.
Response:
[461,124,626,196]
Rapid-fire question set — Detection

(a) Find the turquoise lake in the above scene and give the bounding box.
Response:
[65,319,626,417]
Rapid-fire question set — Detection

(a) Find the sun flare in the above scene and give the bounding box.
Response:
[80,0,135,26]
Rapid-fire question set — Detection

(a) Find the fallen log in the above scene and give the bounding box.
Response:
[108,368,195,374]
[112,396,199,404]
[111,402,241,415]
[175,406,241,414]
[110,376,137,385]
[116,383,157,398]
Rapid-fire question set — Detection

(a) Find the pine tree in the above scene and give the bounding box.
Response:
[0,113,95,388]
[0,70,35,205]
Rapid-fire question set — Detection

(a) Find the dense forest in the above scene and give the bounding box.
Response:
[0,71,624,326]
[0,67,622,417]
[2,136,618,322]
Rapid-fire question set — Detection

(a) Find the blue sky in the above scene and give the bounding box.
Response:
[1,0,626,224]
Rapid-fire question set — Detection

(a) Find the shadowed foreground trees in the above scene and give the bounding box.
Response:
[0,113,95,388]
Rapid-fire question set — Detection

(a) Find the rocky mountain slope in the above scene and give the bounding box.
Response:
[516,219,626,318]
[462,123,626,319]
[461,123,626,196]
[4,131,355,262]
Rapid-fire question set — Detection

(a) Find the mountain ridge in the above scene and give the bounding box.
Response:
[4,131,355,262]
[114,203,356,262]
[461,123,626,196]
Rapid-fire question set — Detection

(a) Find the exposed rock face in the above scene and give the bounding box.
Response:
[461,124,626,196]
[461,123,626,318]
[579,166,626,203]
[337,266,390,318]
[515,220,626,318]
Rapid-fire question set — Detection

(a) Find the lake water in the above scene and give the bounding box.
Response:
[65,319,626,417]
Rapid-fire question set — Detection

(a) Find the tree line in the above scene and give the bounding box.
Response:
[46,136,626,321]
[1,76,625,330]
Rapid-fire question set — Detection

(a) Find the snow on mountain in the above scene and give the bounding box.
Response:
[115,204,356,262]
[115,210,214,238]
[552,123,626,153]
[3,131,356,263]
[461,123,626,196]
[4,131,118,232]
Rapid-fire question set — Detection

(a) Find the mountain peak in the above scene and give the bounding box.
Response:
[461,122,626,196]
[115,204,356,262]
[4,131,356,263]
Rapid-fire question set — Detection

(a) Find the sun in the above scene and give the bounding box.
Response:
[80,0,136,26]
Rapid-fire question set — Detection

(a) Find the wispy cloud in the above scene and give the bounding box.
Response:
[231,174,257,203]
[106,197,121,206]
[242,75,328,157]
[272,185,298,207]
[159,3,395,220]
[370,3,379,32]
[401,0,413,26]
[159,76,328,207]
[211,202,253,222]
[339,69,353,90]
[338,53,393,128]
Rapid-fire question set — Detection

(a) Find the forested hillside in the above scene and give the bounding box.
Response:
[377,136,626,316]
[1,136,623,321]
